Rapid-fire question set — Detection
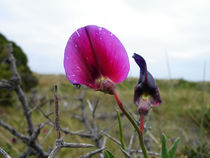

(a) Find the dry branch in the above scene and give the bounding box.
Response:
[48,85,95,158]
[0,147,11,158]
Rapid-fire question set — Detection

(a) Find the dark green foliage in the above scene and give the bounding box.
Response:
[161,134,180,158]
[182,143,209,158]
[0,33,38,105]
[116,110,127,158]
[186,106,210,131]
[175,79,197,89]
[104,150,115,158]
[168,137,180,158]
[161,134,168,158]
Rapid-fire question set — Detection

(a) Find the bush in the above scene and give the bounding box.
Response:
[181,143,210,158]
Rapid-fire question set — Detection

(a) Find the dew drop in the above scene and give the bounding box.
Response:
[76,31,80,37]
[75,44,78,48]
[98,27,102,31]
[76,66,81,71]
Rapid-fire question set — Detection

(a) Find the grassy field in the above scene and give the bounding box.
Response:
[0,74,210,158]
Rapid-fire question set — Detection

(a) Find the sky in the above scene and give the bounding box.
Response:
[0,0,210,81]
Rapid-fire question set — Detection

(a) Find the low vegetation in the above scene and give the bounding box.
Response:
[0,74,209,157]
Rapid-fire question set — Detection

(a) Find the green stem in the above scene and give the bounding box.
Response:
[113,90,148,158]
[116,110,126,150]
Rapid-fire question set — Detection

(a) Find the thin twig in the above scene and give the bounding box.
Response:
[41,127,54,145]
[0,118,29,143]
[129,149,160,157]
[48,85,95,158]
[103,132,121,146]
[54,85,60,139]
[79,147,105,158]
[99,138,107,158]
[128,130,136,150]
[121,148,131,158]
[0,147,11,158]
[0,79,14,90]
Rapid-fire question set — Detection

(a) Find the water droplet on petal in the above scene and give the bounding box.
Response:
[110,33,113,36]
[76,31,80,37]
[75,44,78,48]
[98,27,102,31]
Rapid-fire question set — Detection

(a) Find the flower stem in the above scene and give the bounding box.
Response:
[113,90,148,158]
[140,116,144,133]
[116,110,126,151]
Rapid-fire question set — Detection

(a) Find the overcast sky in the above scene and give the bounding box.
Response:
[0,0,210,81]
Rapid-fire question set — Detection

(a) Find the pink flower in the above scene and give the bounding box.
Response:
[64,25,130,94]
[42,128,47,134]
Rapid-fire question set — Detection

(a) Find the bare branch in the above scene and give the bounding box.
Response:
[87,99,93,112]
[103,132,121,146]
[48,138,94,158]
[129,149,160,157]
[0,44,49,158]
[41,127,54,145]
[60,127,92,138]
[48,86,95,158]
[96,112,124,120]
[17,148,31,158]
[128,130,136,150]
[72,114,83,121]
[6,43,34,135]
[0,79,14,90]
[30,122,47,142]
[0,118,29,143]
[0,147,11,158]
[78,147,105,158]
[120,148,131,158]
[79,138,106,158]
[62,142,94,148]
[92,98,99,119]
[54,85,61,139]
[99,138,107,158]
[48,138,63,158]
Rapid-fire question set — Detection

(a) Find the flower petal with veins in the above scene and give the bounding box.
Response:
[64,25,130,91]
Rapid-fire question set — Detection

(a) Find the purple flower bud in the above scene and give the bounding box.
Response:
[133,53,162,115]
[12,137,17,144]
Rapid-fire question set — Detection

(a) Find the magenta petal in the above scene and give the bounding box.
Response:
[64,26,100,89]
[64,25,130,89]
[85,25,130,84]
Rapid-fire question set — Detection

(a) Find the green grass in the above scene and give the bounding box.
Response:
[0,74,210,158]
